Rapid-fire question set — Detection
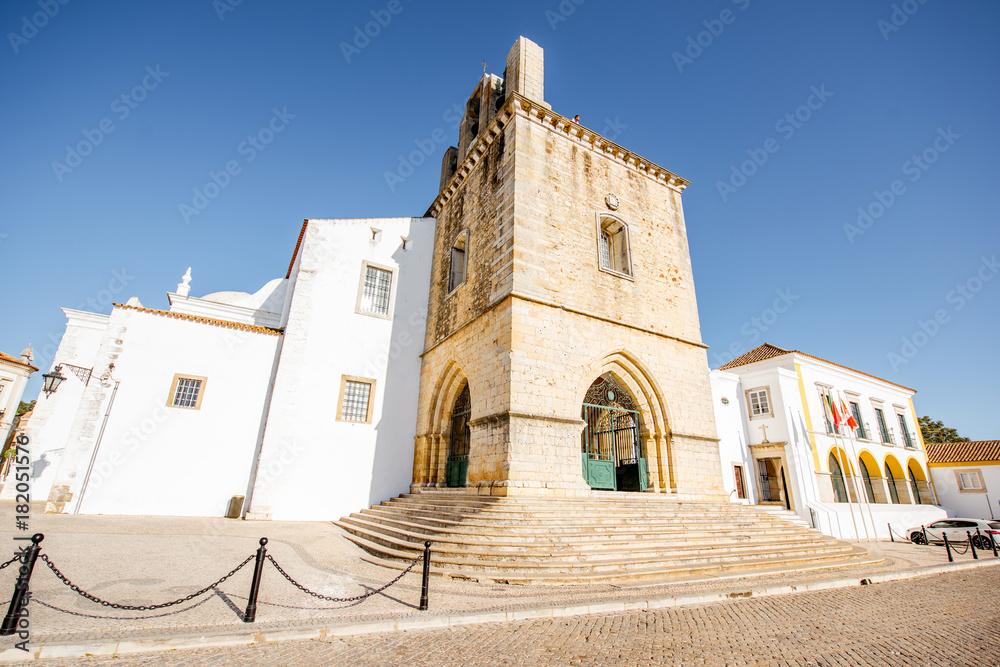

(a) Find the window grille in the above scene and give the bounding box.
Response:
[850,402,867,439]
[173,378,202,408]
[898,414,913,448]
[340,380,372,422]
[359,266,392,316]
[875,408,891,443]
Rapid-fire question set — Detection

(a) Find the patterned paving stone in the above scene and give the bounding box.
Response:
[29,566,1000,666]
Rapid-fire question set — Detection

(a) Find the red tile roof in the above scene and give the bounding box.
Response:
[114,304,283,336]
[717,343,790,370]
[925,441,1000,464]
[0,351,38,372]
[716,343,916,393]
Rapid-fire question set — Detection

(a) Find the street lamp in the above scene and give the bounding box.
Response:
[41,363,100,396]
[41,366,67,396]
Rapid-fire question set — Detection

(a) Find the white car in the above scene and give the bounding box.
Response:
[907,518,1000,550]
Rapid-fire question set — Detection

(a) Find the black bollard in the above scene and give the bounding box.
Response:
[943,534,953,563]
[922,525,928,545]
[888,523,894,542]
[991,532,999,558]
[243,538,268,623]
[968,531,978,560]
[0,534,43,636]
[419,541,431,612]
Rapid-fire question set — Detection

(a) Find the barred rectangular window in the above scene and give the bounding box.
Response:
[167,374,207,410]
[173,379,202,407]
[359,265,392,316]
[338,377,375,423]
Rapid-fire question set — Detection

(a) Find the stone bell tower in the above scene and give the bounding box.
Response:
[411,37,722,499]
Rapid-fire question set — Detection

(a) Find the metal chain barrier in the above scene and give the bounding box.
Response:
[887,526,912,543]
[39,553,254,611]
[949,538,970,555]
[0,557,20,571]
[266,553,421,604]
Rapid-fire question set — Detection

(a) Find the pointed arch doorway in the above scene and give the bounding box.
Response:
[581,375,647,492]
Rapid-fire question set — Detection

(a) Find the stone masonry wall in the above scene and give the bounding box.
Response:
[415,94,722,499]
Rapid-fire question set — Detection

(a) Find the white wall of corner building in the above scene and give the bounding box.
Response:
[246,217,435,522]
[53,308,280,517]
[930,463,1000,521]
[710,369,755,504]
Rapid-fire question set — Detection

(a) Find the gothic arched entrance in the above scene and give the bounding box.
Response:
[446,384,471,487]
[581,375,647,492]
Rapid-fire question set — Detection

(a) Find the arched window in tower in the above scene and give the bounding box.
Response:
[447,384,471,487]
[829,453,848,503]
[596,215,632,277]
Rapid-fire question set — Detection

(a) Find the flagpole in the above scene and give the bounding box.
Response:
[840,392,878,542]
[839,391,877,541]
[828,393,861,542]
[836,427,870,542]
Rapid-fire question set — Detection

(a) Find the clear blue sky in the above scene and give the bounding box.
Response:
[2,1,997,439]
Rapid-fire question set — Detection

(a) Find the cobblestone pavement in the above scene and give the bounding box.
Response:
[0,502,995,650]
[28,566,1000,666]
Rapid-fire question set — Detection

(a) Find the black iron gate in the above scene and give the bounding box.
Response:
[446,385,470,487]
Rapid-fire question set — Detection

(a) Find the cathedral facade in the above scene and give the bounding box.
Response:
[17,37,724,520]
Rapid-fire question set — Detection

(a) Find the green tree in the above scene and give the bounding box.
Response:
[16,400,35,417]
[919,416,970,443]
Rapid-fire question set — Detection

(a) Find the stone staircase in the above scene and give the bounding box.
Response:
[752,504,813,529]
[334,491,876,585]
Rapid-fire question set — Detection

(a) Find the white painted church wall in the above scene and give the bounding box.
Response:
[5,310,109,502]
[247,217,434,521]
[77,309,280,516]
[40,306,280,517]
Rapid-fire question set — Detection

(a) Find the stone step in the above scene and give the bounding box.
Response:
[335,521,841,563]
[335,516,834,553]
[341,531,869,583]
[340,513,817,544]
[359,507,799,532]
[338,493,873,585]
[388,495,754,512]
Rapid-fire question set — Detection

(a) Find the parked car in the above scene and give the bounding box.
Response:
[907,519,1000,549]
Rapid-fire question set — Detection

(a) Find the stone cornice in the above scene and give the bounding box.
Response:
[510,292,708,350]
[425,93,691,219]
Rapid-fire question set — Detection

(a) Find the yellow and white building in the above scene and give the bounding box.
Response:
[926,441,1000,521]
[711,343,945,540]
